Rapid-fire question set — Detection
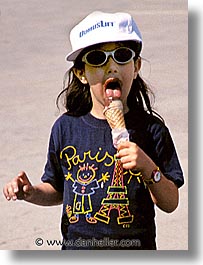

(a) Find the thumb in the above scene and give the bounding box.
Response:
[18,171,32,186]
[16,171,33,200]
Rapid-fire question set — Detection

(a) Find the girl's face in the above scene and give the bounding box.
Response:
[74,42,141,119]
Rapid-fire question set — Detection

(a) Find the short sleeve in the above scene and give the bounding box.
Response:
[41,129,64,193]
[152,125,184,188]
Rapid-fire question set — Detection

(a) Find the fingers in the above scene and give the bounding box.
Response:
[3,171,31,201]
[116,141,139,170]
[117,153,137,170]
[116,141,154,172]
[117,141,137,159]
[117,140,131,151]
[3,178,19,201]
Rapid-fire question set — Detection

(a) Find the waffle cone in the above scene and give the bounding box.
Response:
[104,107,126,129]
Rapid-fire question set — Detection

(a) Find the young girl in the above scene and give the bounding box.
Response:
[3,11,184,250]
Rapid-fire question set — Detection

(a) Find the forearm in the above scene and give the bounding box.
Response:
[147,174,178,213]
[25,182,63,206]
[142,164,179,213]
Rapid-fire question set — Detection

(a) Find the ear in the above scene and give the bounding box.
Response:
[134,57,141,78]
[73,68,88,84]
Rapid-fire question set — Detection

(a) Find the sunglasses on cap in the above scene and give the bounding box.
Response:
[82,47,136,67]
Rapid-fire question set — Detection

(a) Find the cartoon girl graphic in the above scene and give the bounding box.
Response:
[66,163,110,224]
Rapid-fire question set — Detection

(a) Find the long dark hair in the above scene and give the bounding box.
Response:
[56,42,163,120]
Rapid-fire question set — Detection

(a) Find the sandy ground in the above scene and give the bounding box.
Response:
[0,0,188,250]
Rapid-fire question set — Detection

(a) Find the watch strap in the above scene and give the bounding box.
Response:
[142,167,161,185]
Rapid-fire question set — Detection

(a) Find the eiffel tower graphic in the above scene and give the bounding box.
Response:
[94,158,134,226]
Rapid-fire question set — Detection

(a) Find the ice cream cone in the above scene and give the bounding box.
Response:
[104,107,126,129]
[103,99,126,129]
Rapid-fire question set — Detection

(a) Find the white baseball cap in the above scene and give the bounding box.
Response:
[66,11,142,61]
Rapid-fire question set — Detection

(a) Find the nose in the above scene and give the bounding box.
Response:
[106,56,119,74]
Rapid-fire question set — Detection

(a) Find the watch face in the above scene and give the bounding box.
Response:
[154,171,161,182]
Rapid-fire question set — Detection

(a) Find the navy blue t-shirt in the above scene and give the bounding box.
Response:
[41,110,184,250]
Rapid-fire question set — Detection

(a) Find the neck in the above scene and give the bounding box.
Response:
[90,99,106,119]
[90,108,106,119]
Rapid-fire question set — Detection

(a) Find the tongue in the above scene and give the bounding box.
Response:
[106,89,121,99]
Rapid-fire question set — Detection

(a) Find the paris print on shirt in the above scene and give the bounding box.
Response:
[61,145,142,227]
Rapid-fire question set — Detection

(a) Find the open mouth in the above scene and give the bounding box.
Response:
[104,78,122,99]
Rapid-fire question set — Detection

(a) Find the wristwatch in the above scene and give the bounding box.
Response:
[143,167,161,185]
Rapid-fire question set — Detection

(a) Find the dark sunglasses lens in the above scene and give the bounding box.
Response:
[86,51,106,65]
[114,48,133,63]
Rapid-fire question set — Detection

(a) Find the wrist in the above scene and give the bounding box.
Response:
[24,185,35,202]
[142,166,162,185]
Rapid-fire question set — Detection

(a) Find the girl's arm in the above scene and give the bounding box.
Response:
[117,141,179,213]
[3,171,63,206]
